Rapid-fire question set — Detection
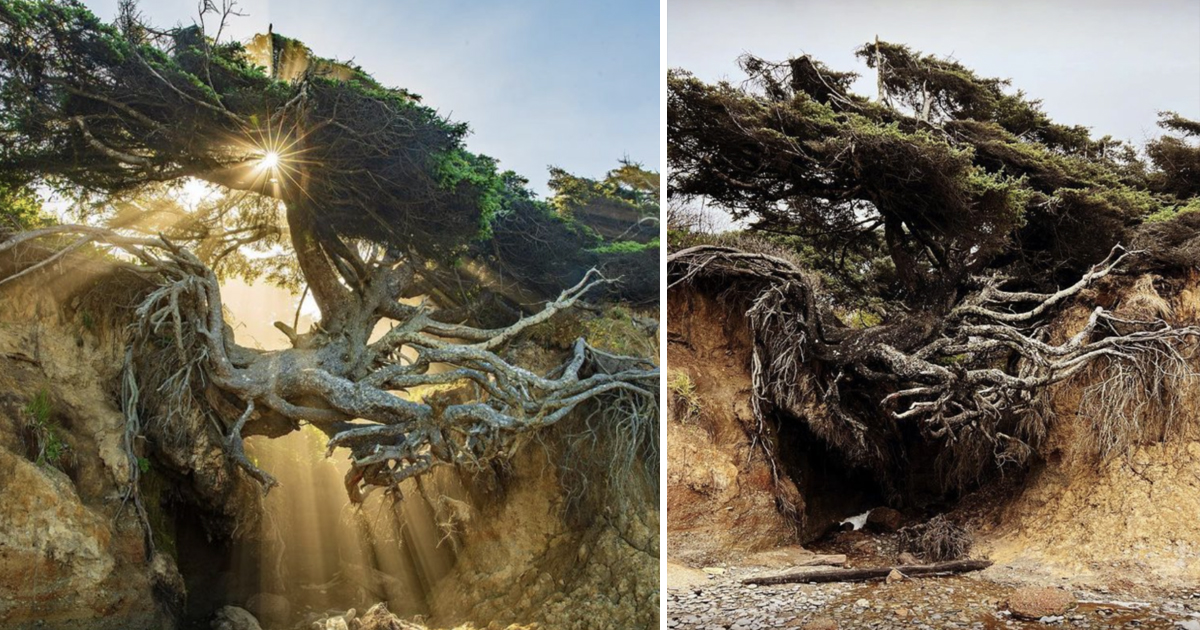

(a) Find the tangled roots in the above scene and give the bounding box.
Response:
[897,515,973,562]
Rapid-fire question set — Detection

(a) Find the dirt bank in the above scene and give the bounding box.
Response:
[666,272,1200,626]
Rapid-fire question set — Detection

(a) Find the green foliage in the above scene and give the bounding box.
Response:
[0,182,51,231]
[669,41,1200,305]
[138,465,177,558]
[548,159,659,219]
[667,370,702,424]
[590,238,659,255]
[79,309,95,332]
[431,148,503,237]
[1145,198,1200,223]
[842,309,883,329]
[0,1,512,262]
[1146,112,1200,199]
[24,388,66,469]
[25,387,51,426]
[582,305,656,358]
[475,162,659,306]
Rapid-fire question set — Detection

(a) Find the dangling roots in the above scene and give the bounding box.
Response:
[669,243,1200,491]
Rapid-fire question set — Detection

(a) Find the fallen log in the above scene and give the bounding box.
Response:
[742,559,992,585]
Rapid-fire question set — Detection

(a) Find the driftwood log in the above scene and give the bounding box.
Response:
[743,559,992,585]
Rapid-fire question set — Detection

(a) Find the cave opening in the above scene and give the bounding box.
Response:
[770,410,886,543]
[160,427,466,629]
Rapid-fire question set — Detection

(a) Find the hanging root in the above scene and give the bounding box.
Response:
[1076,332,1199,460]
[556,363,660,518]
[224,401,278,492]
[3,225,660,501]
[669,243,1200,490]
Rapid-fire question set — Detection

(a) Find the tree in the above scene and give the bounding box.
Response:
[0,1,657,505]
[668,42,1200,493]
[472,163,661,312]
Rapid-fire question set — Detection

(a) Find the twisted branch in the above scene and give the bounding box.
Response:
[669,243,1200,487]
[3,225,659,501]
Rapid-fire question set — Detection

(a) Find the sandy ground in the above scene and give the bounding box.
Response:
[666,556,1200,630]
[666,534,1200,629]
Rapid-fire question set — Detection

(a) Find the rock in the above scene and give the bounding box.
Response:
[357,603,408,630]
[246,592,291,626]
[1007,586,1075,620]
[855,598,870,607]
[212,606,263,630]
[803,618,838,630]
[323,618,349,630]
[702,566,726,575]
[885,569,904,584]
[898,551,920,565]
[866,507,904,532]
[150,551,187,609]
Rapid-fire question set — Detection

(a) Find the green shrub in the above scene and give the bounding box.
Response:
[667,370,702,424]
[24,388,67,469]
[1144,198,1200,223]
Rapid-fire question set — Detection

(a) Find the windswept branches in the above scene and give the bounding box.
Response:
[0,0,502,263]
[669,42,1195,306]
[1147,112,1200,199]
[669,243,1200,490]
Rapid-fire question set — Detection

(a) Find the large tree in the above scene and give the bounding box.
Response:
[668,42,1200,494]
[0,0,657,505]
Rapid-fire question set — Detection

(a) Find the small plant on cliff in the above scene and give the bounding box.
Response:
[668,370,702,424]
[24,388,67,469]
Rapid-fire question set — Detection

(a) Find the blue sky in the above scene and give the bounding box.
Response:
[671,0,1200,147]
[82,0,660,195]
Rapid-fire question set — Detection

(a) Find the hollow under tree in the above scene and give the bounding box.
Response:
[668,41,1200,496]
[0,1,658,507]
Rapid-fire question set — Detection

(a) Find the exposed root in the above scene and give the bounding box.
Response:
[2,225,660,502]
[668,243,1200,490]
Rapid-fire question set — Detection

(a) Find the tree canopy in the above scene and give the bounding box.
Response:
[669,42,1199,307]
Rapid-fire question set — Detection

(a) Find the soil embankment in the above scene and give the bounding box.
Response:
[667,276,1200,627]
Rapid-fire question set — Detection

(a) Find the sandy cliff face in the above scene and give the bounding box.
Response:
[665,288,799,565]
[424,445,659,630]
[0,262,179,629]
[970,275,1200,590]
[669,271,1200,592]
